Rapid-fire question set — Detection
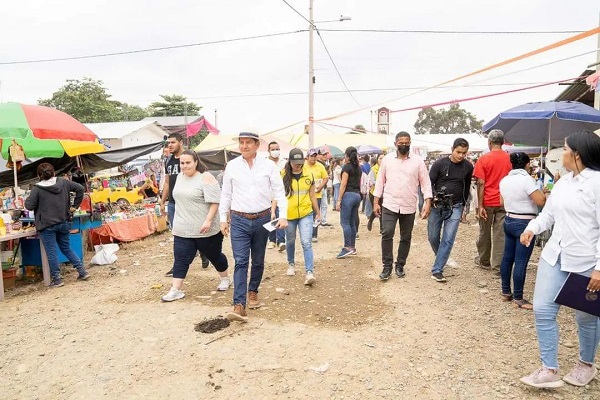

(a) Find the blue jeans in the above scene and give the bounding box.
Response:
[285,213,314,273]
[500,216,535,299]
[230,212,270,306]
[333,183,340,206]
[340,192,361,248]
[427,204,463,274]
[533,257,600,369]
[38,221,83,280]
[364,192,373,218]
[167,201,175,229]
[268,207,285,245]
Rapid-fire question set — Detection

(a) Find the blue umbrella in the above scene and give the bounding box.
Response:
[483,101,600,148]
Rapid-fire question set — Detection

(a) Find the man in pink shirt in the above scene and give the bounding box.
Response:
[374,131,433,280]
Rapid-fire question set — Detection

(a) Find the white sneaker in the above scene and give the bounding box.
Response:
[161,287,185,302]
[446,258,458,268]
[267,241,275,249]
[563,361,597,386]
[278,242,286,252]
[304,272,316,286]
[217,278,230,291]
[286,265,296,276]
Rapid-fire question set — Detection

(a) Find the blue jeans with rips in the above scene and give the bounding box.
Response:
[533,257,600,369]
[167,201,175,229]
[268,206,286,245]
[38,221,83,280]
[285,213,314,273]
[500,216,535,300]
[230,212,270,306]
[427,204,463,274]
[340,191,361,248]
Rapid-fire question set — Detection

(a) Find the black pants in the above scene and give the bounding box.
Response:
[381,207,415,269]
[172,233,228,279]
[312,198,322,238]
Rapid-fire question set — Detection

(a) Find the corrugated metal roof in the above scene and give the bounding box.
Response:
[140,115,202,127]
[554,69,595,106]
[84,121,169,139]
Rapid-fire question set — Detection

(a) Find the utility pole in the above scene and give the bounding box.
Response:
[214,109,218,128]
[308,0,315,149]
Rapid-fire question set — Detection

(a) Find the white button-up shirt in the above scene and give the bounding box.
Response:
[219,154,288,221]
[526,168,600,273]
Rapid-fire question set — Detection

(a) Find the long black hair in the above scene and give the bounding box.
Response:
[283,161,294,197]
[566,130,600,171]
[345,146,359,170]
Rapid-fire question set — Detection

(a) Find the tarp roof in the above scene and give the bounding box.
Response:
[0,142,164,187]
[85,121,169,140]
[554,69,595,107]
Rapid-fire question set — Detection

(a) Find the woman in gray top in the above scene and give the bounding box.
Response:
[162,150,230,302]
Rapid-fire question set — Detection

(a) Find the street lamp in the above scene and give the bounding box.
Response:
[308,0,350,149]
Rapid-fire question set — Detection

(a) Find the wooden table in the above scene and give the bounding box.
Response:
[0,230,51,301]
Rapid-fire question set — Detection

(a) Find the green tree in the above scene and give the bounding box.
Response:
[149,95,201,117]
[414,103,483,134]
[38,78,124,123]
[38,77,150,122]
[346,124,367,134]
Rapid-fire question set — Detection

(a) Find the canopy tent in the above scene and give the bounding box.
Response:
[397,133,490,154]
[197,149,240,171]
[186,117,219,137]
[0,142,164,187]
[285,132,389,153]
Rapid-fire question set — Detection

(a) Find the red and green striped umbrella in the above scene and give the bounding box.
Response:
[0,102,101,158]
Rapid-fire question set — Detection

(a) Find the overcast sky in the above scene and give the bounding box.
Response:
[1,0,599,137]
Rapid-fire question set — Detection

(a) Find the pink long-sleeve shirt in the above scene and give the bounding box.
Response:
[373,152,433,214]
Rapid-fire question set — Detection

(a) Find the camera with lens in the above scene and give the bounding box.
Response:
[433,186,453,209]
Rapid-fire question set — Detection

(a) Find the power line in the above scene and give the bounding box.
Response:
[281,0,313,27]
[319,28,587,35]
[0,30,306,65]
[315,30,361,107]
[187,82,561,100]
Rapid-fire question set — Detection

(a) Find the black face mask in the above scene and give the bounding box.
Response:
[397,145,410,155]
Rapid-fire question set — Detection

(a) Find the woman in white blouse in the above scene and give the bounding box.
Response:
[519,131,600,389]
[499,152,546,309]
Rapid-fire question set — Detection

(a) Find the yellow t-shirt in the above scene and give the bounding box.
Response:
[281,169,315,220]
[303,162,328,199]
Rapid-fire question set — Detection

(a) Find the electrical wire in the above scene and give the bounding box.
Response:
[186,82,563,100]
[281,0,314,27]
[319,28,587,35]
[315,30,361,107]
[0,30,306,65]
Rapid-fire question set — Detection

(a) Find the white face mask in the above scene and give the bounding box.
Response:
[270,150,280,158]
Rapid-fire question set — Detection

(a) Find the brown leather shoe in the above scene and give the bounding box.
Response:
[248,291,261,309]
[226,304,248,322]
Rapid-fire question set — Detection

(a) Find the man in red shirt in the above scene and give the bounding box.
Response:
[473,129,512,271]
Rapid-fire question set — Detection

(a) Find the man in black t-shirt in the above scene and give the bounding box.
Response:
[427,138,473,283]
[160,133,209,276]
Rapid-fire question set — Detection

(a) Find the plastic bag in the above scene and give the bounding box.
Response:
[90,243,120,265]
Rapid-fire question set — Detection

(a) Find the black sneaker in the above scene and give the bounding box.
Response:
[395,267,406,278]
[50,279,64,288]
[431,272,447,283]
[165,268,174,277]
[77,272,90,281]
[379,269,391,281]
[200,254,210,269]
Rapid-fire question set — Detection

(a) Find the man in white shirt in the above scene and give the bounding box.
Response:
[267,141,287,251]
[220,131,288,322]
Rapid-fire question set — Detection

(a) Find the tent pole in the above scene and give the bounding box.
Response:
[13,161,18,202]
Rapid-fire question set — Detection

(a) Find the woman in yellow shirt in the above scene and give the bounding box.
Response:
[281,148,321,285]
